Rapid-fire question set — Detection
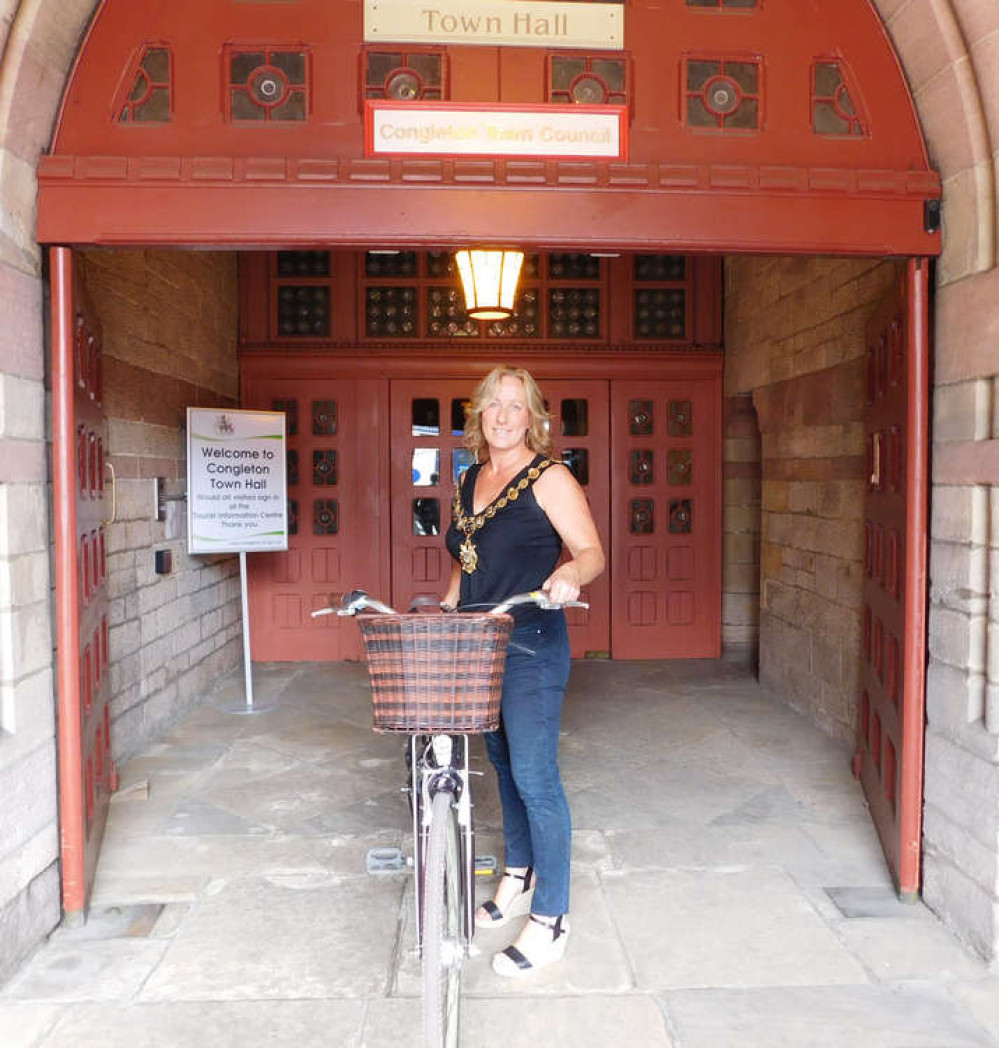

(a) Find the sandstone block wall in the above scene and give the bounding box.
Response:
[724,257,897,743]
[80,249,242,761]
[722,394,761,666]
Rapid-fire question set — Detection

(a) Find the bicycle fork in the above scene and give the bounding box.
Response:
[411,733,475,955]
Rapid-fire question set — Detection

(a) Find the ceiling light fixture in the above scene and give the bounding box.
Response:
[455,248,525,321]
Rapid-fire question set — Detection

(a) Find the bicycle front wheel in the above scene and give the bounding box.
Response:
[422,787,463,1048]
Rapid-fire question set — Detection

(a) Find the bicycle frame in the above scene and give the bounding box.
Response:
[311,588,590,1046]
[411,733,476,955]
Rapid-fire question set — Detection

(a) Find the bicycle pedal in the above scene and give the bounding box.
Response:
[366,846,408,875]
[474,854,498,876]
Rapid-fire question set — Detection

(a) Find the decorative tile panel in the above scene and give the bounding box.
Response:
[549,56,628,107]
[548,288,600,338]
[364,50,445,102]
[117,47,172,123]
[685,58,761,131]
[277,286,330,337]
[426,287,477,337]
[277,251,330,277]
[635,288,686,339]
[227,48,309,122]
[366,286,417,337]
[813,61,865,136]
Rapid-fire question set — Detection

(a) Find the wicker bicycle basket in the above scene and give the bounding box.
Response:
[356,612,514,733]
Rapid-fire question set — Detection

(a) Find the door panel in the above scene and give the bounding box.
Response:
[52,249,114,917]
[390,380,477,613]
[610,378,721,658]
[541,379,611,658]
[389,379,613,658]
[243,376,387,660]
[857,260,929,899]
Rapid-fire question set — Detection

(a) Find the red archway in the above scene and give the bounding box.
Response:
[38,0,937,915]
[39,0,938,254]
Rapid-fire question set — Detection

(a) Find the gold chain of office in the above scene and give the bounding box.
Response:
[453,458,556,574]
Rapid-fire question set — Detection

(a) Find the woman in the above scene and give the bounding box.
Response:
[442,365,605,976]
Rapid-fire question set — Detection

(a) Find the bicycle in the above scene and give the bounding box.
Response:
[313,589,587,1048]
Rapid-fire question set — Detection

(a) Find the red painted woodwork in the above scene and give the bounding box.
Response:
[37,0,939,256]
[539,379,612,658]
[389,378,475,616]
[241,352,720,661]
[388,377,612,657]
[610,374,722,659]
[51,249,114,918]
[239,252,723,350]
[856,259,928,900]
[240,374,390,661]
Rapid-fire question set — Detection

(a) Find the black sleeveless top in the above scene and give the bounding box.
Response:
[445,454,563,623]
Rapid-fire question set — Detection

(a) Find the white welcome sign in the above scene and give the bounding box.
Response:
[364,0,624,50]
[187,408,287,555]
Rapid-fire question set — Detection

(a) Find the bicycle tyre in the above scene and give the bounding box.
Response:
[423,787,463,1048]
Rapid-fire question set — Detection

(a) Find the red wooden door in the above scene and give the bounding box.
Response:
[242,375,388,660]
[610,377,721,658]
[857,260,929,899]
[389,379,613,658]
[52,249,114,918]
[542,380,611,658]
[389,379,476,613]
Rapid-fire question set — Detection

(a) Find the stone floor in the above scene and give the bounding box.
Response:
[3,659,999,1047]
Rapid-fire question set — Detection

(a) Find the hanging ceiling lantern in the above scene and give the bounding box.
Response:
[454,249,525,321]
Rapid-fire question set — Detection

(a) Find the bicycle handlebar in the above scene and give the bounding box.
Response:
[309,588,588,619]
[489,590,589,615]
[310,589,397,617]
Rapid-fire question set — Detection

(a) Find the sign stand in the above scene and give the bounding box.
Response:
[186,408,287,716]
[223,551,266,714]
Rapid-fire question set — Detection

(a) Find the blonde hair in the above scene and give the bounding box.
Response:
[464,366,553,461]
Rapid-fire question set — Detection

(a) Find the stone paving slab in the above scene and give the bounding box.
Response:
[3,940,168,1002]
[663,984,997,1047]
[364,994,675,1048]
[832,916,991,983]
[0,1002,65,1048]
[603,867,870,989]
[138,875,405,1002]
[37,1000,366,1048]
[950,978,999,1043]
[4,660,998,1048]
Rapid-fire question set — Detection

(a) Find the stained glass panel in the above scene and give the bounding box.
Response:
[629,401,654,436]
[630,450,654,485]
[313,499,339,535]
[312,450,337,486]
[562,449,589,485]
[413,498,440,536]
[312,400,337,437]
[630,499,655,534]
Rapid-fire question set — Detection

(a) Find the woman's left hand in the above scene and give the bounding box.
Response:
[542,564,581,605]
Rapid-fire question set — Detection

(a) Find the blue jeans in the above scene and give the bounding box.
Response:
[484,612,571,917]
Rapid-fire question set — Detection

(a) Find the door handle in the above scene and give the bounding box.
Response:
[102,461,116,526]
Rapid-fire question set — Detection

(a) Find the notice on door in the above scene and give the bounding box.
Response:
[187,408,287,555]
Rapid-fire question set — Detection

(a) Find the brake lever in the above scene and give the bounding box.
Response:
[309,589,371,619]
